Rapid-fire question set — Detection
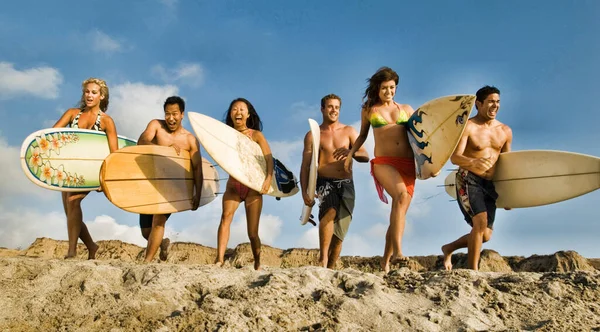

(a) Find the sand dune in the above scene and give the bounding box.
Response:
[0,238,599,331]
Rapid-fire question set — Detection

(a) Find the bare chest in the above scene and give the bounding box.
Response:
[154,131,191,150]
[468,127,507,151]
[319,130,349,152]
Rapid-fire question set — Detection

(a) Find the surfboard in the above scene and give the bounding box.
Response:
[20,128,137,192]
[407,95,475,180]
[443,150,600,208]
[188,112,299,198]
[300,119,320,225]
[99,145,220,214]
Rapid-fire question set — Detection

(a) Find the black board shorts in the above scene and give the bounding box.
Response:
[139,214,171,229]
[455,168,498,229]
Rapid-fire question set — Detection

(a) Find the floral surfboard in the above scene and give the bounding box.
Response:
[20,128,136,192]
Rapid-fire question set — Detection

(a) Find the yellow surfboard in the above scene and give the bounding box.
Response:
[100,145,219,214]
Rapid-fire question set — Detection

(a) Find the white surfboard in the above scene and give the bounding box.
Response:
[188,112,299,197]
[408,95,475,180]
[20,128,136,192]
[443,150,600,208]
[300,119,320,225]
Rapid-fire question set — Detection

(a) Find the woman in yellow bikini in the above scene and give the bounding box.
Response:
[215,98,273,270]
[345,67,416,273]
[52,78,119,259]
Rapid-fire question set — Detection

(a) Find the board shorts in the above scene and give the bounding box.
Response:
[370,156,416,203]
[316,177,355,241]
[455,168,498,229]
[139,214,171,229]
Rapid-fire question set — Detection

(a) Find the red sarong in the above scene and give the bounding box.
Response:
[370,156,416,203]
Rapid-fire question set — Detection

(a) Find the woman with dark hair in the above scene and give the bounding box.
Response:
[345,67,416,273]
[215,98,273,270]
[52,77,119,259]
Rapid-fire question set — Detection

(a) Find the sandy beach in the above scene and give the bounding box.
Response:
[0,238,599,331]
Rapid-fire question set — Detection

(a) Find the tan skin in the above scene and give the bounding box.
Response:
[137,103,203,262]
[215,101,273,270]
[52,82,118,259]
[345,80,415,273]
[442,93,513,271]
[299,98,369,269]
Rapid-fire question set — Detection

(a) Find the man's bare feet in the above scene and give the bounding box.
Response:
[159,238,170,262]
[64,253,77,260]
[442,244,453,270]
[214,260,224,267]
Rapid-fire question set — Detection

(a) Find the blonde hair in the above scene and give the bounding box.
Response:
[79,77,109,112]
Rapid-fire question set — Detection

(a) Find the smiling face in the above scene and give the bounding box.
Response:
[230,101,250,130]
[321,98,341,123]
[378,80,396,103]
[82,83,104,109]
[164,103,183,132]
[476,93,500,120]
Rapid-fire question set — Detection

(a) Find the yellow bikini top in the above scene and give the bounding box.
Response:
[369,104,410,128]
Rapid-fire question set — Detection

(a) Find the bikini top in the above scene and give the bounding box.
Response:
[240,128,254,139]
[369,103,410,128]
[71,110,103,131]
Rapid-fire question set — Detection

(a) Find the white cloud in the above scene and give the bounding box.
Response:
[91,30,123,55]
[295,226,319,249]
[0,62,63,99]
[269,139,304,166]
[152,63,204,87]
[86,215,150,246]
[170,199,283,248]
[0,206,146,249]
[109,82,179,138]
[0,136,52,201]
[289,101,320,122]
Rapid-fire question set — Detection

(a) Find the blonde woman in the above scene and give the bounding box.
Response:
[52,78,118,259]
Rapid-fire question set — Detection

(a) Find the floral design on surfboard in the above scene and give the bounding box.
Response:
[24,132,86,188]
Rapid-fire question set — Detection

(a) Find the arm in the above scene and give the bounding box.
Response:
[349,126,369,163]
[102,115,119,153]
[299,131,315,206]
[189,135,203,210]
[501,126,513,153]
[344,108,370,172]
[137,120,159,146]
[253,131,273,194]
[52,109,76,128]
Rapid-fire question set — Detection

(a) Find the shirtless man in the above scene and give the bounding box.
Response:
[300,94,369,268]
[137,96,203,262]
[442,86,513,271]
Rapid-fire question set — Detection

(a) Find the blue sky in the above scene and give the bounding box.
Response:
[1,1,599,259]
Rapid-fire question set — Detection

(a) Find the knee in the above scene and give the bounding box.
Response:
[391,191,411,205]
[483,230,493,243]
[220,211,235,224]
[66,196,83,209]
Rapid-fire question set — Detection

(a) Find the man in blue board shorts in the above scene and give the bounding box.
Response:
[441,86,513,271]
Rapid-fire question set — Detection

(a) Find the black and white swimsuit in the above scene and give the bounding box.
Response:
[70,110,103,131]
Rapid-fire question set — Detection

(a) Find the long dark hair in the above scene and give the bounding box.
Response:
[362,67,399,110]
[223,98,263,131]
